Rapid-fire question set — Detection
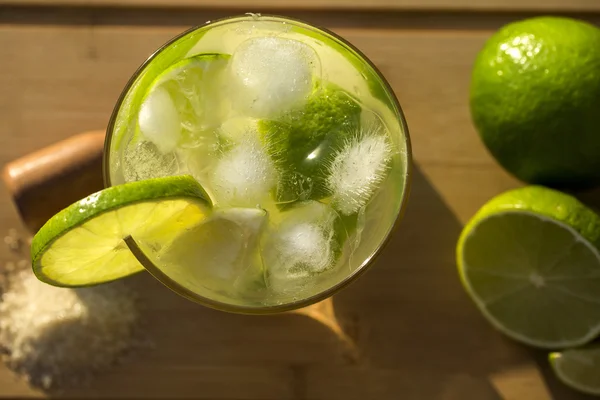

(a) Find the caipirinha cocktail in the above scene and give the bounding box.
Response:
[102,15,411,311]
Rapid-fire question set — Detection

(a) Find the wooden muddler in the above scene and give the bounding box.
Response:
[2,131,106,234]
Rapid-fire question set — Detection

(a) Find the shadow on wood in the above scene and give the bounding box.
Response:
[531,349,599,400]
[45,163,506,399]
[38,164,597,399]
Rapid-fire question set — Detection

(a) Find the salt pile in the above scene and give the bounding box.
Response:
[0,246,144,389]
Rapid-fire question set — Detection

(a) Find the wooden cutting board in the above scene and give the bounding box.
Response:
[0,2,599,399]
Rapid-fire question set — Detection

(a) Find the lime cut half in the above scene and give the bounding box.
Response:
[31,175,211,287]
[457,186,600,348]
[550,345,600,395]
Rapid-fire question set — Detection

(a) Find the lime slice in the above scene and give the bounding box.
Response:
[290,25,391,104]
[457,185,600,348]
[31,175,211,287]
[550,345,600,395]
[137,53,230,152]
[111,28,209,151]
[129,207,269,306]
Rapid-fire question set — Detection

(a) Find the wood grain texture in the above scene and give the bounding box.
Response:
[1,0,600,12]
[1,9,599,400]
[2,131,105,233]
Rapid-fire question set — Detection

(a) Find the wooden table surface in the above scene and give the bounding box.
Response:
[1,2,599,399]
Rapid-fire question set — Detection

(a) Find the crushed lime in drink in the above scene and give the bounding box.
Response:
[40,15,410,311]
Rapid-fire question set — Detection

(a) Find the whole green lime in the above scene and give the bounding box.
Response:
[470,17,600,188]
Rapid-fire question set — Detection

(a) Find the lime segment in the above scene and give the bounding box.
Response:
[550,345,600,395]
[457,186,600,348]
[259,83,362,203]
[31,175,211,287]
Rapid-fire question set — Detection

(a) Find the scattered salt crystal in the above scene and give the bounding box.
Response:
[4,262,15,272]
[4,229,22,253]
[0,266,143,389]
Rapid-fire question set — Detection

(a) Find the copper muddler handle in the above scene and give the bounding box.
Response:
[2,131,107,234]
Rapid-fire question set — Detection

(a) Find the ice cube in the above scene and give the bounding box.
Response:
[174,147,217,200]
[327,129,393,216]
[151,208,268,302]
[138,86,181,153]
[263,201,338,292]
[218,116,260,144]
[229,37,319,117]
[209,135,278,207]
[123,140,179,182]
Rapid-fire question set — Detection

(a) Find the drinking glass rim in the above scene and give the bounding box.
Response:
[102,13,413,314]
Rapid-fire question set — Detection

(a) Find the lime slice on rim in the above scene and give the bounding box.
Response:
[550,345,600,395]
[289,25,390,104]
[457,186,600,348]
[31,175,211,287]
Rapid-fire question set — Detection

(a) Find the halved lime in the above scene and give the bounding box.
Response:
[31,175,211,287]
[550,345,600,395]
[457,186,600,348]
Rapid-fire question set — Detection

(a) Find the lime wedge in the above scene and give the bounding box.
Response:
[31,175,211,287]
[457,186,600,348]
[259,83,362,203]
[550,345,600,395]
[137,53,230,152]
